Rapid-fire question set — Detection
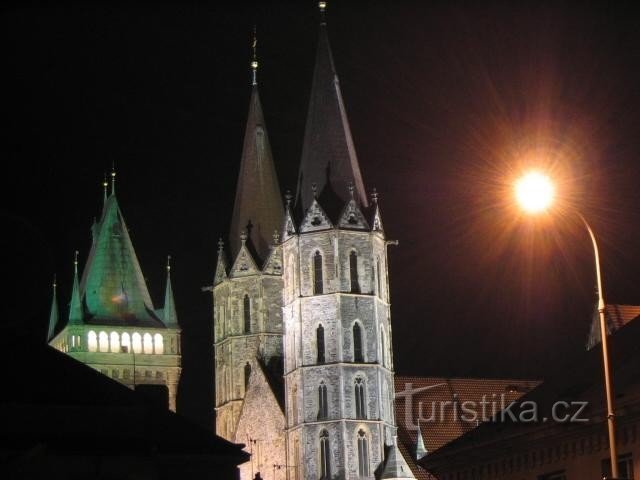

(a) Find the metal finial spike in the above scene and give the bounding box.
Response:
[251,25,258,86]
[240,230,248,244]
[311,182,318,198]
[74,250,79,274]
[102,173,108,203]
[111,162,116,195]
[371,187,379,203]
[53,274,57,289]
[348,182,354,198]
[217,237,224,252]
[273,229,280,245]
[285,190,293,206]
[166,255,171,273]
[319,1,327,24]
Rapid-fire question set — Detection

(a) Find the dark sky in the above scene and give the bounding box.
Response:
[3,1,640,429]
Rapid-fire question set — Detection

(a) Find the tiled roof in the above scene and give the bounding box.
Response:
[586,304,640,349]
[394,376,540,477]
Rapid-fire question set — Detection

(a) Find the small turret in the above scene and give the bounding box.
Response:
[47,275,59,342]
[163,255,178,327]
[68,250,83,325]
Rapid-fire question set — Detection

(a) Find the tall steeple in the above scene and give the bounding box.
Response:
[296,1,368,211]
[69,250,83,324]
[47,275,59,341]
[229,29,283,260]
[162,255,178,327]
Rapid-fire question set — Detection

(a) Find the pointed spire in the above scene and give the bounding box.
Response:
[68,250,83,325]
[251,25,258,86]
[163,255,178,327]
[47,274,59,342]
[296,1,368,211]
[381,436,416,479]
[229,51,283,260]
[415,422,428,461]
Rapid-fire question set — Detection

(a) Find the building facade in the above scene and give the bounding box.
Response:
[48,176,182,411]
[212,4,414,479]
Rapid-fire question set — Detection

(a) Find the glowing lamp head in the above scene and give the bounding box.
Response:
[515,171,555,214]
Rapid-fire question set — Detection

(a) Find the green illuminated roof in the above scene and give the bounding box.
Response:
[79,194,164,328]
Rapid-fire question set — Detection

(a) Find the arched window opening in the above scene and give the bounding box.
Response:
[320,430,331,480]
[132,332,142,354]
[110,332,120,353]
[318,382,328,420]
[244,362,252,391]
[243,294,251,333]
[88,331,97,352]
[357,429,370,477]
[317,324,325,364]
[121,332,131,353]
[313,251,323,294]
[353,323,364,362]
[154,333,164,354]
[355,377,366,419]
[350,251,360,293]
[143,333,153,354]
[98,331,109,352]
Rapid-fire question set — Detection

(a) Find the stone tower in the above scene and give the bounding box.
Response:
[212,43,285,442]
[281,3,407,479]
[48,173,182,411]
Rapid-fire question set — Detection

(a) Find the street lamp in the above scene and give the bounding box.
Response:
[514,170,619,479]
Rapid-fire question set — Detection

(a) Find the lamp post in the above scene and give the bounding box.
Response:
[514,171,619,478]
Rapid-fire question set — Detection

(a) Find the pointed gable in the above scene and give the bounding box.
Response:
[230,236,260,278]
[381,439,416,479]
[296,16,368,211]
[281,194,297,241]
[338,198,369,230]
[80,195,162,327]
[300,198,333,233]
[262,239,283,276]
[229,86,283,261]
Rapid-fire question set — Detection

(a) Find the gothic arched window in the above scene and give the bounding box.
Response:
[88,330,97,352]
[98,331,109,352]
[318,382,328,420]
[357,429,370,477]
[320,430,331,479]
[350,250,360,293]
[244,362,251,391]
[110,332,120,353]
[353,323,364,362]
[317,324,325,364]
[355,377,366,419]
[143,333,153,354]
[243,294,251,333]
[313,251,323,294]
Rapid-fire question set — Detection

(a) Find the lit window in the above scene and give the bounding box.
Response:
[357,429,370,477]
[88,331,97,352]
[110,332,120,352]
[98,331,109,352]
[132,332,142,354]
[121,332,130,353]
[154,333,164,354]
[143,333,153,354]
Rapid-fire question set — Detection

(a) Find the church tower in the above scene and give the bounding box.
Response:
[281,3,408,479]
[212,37,285,442]
[48,171,182,411]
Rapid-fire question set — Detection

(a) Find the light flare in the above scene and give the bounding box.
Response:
[515,171,555,213]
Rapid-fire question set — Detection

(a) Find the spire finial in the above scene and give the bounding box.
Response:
[240,230,248,244]
[273,229,280,245]
[110,162,116,195]
[371,187,379,204]
[251,25,258,86]
[285,190,293,207]
[53,273,57,290]
[319,1,327,24]
[73,250,79,275]
[348,182,354,199]
[311,182,317,198]
[217,237,225,253]
[102,173,108,204]
[166,254,172,273]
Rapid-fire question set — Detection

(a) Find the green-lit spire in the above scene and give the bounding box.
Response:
[69,250,83,325]
[47,275,59,341]
[163,255,178,327]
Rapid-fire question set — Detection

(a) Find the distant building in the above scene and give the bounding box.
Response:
[419,317,640,480]
[47,175,181,411]
[1,337,246,479]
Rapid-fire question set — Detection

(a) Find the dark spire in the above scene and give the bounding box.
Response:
[68,250,83,325]
[162,255,178,327]
[47,275,58,341]
[229,37,283,260]
[296,1,368,211]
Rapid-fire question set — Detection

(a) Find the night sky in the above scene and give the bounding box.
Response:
[3,1,640,429]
